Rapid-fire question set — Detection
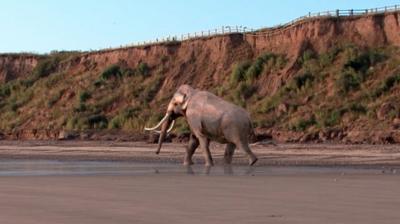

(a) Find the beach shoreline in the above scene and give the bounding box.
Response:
[0,140,399,167]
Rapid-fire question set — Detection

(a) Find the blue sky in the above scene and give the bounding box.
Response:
[0,0,398,53]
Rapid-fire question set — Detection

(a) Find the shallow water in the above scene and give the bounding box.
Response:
[0,159,397,176]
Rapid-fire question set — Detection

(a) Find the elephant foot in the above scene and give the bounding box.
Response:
[183,160,194,166]
[249,157,258,166]
[224,157,233,165]
[205,161,214,167]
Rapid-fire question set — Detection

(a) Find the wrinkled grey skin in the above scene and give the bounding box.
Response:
[149,85,258,166]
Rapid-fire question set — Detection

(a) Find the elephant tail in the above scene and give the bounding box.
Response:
[249,121,278,147]
[248,121,257,143]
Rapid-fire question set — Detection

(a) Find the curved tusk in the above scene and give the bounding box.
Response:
[144,113,169,131]
[155,120,175,134]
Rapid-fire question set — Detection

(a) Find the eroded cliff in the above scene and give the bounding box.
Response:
[0,11,399,143]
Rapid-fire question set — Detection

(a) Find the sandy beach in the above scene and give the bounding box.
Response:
[0,141,400,166]
[0,141,399,224]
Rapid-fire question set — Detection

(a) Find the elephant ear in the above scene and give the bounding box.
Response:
[176,85,194,111]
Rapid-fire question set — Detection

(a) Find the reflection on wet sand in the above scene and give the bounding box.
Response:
[0,159,398,176]
[0,164,399,224]
[180,165,256,175]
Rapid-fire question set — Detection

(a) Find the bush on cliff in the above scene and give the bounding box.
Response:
[100,64,122,80]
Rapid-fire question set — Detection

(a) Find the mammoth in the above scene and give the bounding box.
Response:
[145,85,258,166]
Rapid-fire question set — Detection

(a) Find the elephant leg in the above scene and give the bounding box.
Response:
[198,136,213,166]
[184,134,199,166]
[236,142,258,166]
[224,143,236,164]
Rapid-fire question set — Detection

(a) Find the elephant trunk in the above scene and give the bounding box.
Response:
[156,113,172,154]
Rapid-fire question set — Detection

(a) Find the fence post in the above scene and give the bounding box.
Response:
[385,6,387,12]
[208,30,211,36]
[350,9,353,16]
[336,9,339,16]
[365,9,368,14]
[308,12,311,17]
[222,26,224,34]
[236,26,238,32]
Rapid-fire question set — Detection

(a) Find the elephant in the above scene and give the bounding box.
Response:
[145,84,258,166]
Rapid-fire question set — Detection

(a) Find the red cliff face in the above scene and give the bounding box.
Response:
[50,12,400,96]
[0,54,40,83]
[0,11,399,142]
[2,12,399,92]
[249,12,400,54]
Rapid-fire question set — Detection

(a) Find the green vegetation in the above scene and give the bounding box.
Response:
[252,45,395,134]
[292,72,314,90]
[298,49,316,66]
[0,84,11,97]
[347,102,367,114]
[108,107,138,129]
[315,108,342,128]
[228,52,287,107]
[79,91,91,103]
[74,103,87,113]
[336,69,361,93]
[139,74,163,103]
[290,116,316,131]
[0,43,398,137]
[66,114,108,130]
[30,52,79,82]
[230,53,286,85]
[48,89,65,107]
[100,64,122,80]
[245,53,277,82]
[137,62,150,76]
[336,47,387,94]
[372,74,400,98]
[100,62,150,80]
[344,48,385,74]
[230,61,251,85]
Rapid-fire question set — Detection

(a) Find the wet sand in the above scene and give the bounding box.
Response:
[0,141,400,166]
[0,141,399,223]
